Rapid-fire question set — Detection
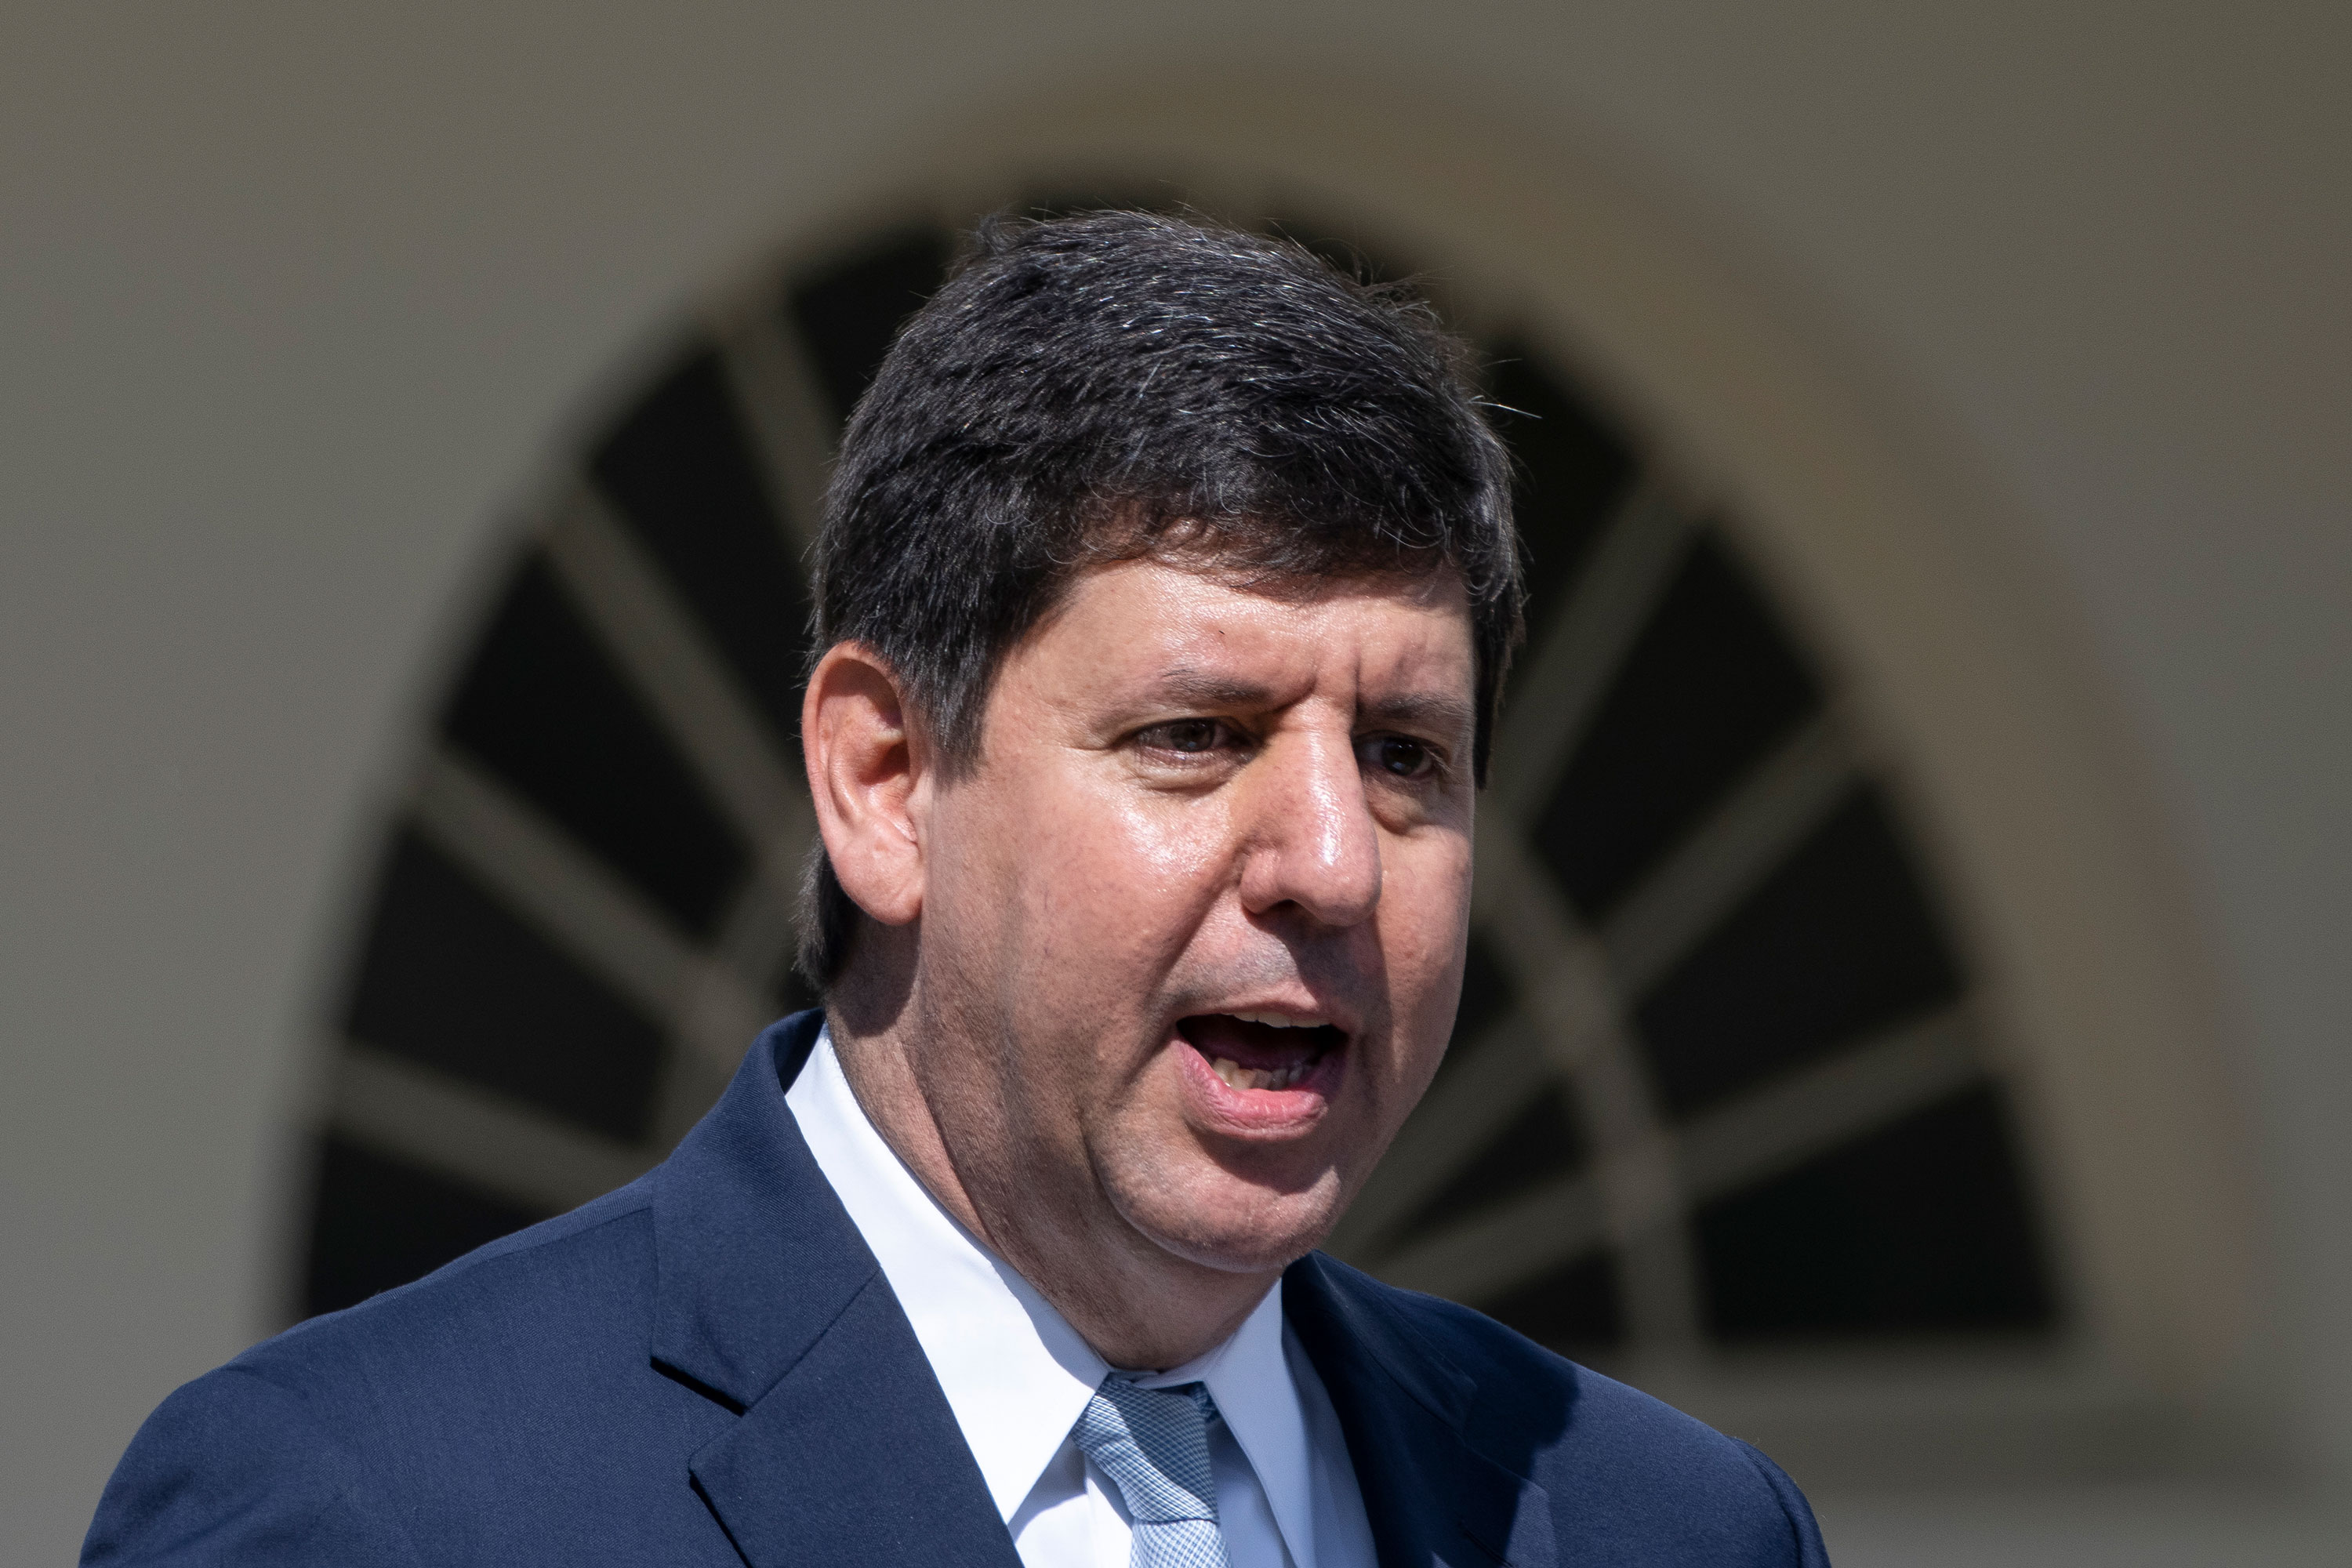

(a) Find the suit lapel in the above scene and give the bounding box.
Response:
[651,1016,1555,1567]
[1285,1254,1557,1568]
[688,1272,1021,1568]
[651,1011,1021,1568]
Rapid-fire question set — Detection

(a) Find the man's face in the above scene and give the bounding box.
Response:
[908,556,1476,1278]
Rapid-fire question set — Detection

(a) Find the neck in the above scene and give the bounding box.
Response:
[824,967,1277,1370]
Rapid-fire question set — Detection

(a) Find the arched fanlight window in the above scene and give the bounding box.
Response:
[306,198,2054,1374]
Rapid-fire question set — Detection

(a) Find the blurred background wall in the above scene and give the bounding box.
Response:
[3,5,2345,1563]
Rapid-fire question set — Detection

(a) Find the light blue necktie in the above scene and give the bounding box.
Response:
[1072,1377,1232,1568]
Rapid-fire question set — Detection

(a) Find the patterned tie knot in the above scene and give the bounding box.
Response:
[1073,1377,1229,1566]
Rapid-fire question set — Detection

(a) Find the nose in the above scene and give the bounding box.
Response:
[1236,729,1382,928]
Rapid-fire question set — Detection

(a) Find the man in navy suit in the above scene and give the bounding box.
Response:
[89,212,1830,1566]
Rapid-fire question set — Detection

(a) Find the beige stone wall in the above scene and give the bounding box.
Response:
[3,5,2344,1561]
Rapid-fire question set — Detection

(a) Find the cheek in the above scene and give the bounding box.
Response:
[981,773,1235,1002]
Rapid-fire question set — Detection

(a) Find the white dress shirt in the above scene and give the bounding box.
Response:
[786,1028,1377,1568]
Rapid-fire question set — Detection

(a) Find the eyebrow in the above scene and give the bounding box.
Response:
[1361,690,1477,741]
[1150,667,1273,709]
[1147,666,1476,741]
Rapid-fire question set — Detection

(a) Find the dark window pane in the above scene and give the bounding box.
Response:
[788,227,953,426]
[1696,1083,2054,1338]
[302,1135,547,1319]
[1486,350,1637,649]
[1535,533,1824,920]
[1435,926,1519,1082]
[441,554,750,938]
[1477,1250,1626,1352]
[1398,1083,1586,1242]
[589,346,811,745]
[1635,786,1963,1119]
[345,828,666,1142]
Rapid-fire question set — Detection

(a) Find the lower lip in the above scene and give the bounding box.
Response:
[1171,1036,1344,1136]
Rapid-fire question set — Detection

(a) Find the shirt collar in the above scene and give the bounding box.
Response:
[1132,1283,1319,1568]
[786,1027,1316,1566]
[786,1029,1101,1520]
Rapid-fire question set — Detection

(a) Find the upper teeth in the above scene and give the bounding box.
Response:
[1232,1011,1319,1029]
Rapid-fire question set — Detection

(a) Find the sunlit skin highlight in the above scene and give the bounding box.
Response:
[803,556,1476,1370]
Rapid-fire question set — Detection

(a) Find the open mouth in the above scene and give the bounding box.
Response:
[1174,1012,1346,1092]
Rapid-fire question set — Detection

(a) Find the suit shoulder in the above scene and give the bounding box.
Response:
[1305,1256,1828,1563]
[236,1175,654,1410]
[88,1184,667,1564]
[83,1362,410,1566]
[1316,1256,1714,1443]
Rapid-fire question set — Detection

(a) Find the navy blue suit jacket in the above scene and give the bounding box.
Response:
[88,1011,1829,1566]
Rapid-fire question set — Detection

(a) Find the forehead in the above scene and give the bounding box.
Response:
[1010,557,1475,711]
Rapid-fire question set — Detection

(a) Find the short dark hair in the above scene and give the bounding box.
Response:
[800,210,1521,985]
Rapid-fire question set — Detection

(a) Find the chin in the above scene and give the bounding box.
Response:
[1111,1171,1344,1276]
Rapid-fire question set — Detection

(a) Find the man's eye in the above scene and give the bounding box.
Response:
[1138,719,1229,754]
[1365,736,1439,780]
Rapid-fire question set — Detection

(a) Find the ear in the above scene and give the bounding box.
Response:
[802,642,929,928]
